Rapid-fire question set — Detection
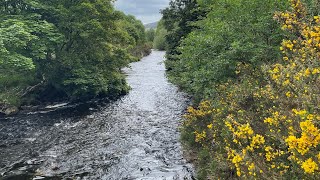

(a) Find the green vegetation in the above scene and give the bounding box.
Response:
[153,21,167,51]
[117,13,152,60]
[145,28,155,43]
[0,0,151,108]
[161,0,206,62]
[153,20,168,50]
[163,0,288,101]
[161,0,320,179]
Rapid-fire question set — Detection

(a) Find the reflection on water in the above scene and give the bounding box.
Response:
[0,51,194,180]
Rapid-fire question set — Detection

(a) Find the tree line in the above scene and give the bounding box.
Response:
[0,0,151,109]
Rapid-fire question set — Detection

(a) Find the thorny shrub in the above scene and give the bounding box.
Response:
[182,0,320,179]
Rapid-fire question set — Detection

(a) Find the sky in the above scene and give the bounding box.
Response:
[114,0,170,24]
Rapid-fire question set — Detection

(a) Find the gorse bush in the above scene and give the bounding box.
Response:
[180,0,320,179]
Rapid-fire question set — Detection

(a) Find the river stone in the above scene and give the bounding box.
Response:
[4,106,19,115]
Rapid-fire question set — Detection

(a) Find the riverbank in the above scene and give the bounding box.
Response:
[0,104,19,116]
[0,46,153,117]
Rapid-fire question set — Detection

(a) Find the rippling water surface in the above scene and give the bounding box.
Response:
[0,51,194,180]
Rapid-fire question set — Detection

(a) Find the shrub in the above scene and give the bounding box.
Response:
[181,0,320,179]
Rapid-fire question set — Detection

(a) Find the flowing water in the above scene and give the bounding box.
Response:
[0,51,195,180]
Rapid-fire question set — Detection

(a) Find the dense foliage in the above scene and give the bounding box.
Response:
[145,28,155,43]
[0,0,150,107]
[153,20,168,50]
[162,0,320,179]
[161,0,207,69]
[165,0,288,101]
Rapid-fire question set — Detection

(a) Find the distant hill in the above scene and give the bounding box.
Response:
[144,22,158,29]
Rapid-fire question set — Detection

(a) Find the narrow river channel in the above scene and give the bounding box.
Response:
[0,51,195,180]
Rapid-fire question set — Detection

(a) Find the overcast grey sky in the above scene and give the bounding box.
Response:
[114,0,170,24]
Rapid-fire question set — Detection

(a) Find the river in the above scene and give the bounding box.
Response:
[0,51,195,180]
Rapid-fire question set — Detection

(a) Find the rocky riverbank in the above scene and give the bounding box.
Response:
[0,104,19,116]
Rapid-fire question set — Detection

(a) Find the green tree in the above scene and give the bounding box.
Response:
[167,0,288,100]
[153,20,168,50]
[145,28,155,43]
[0,0,62,105]
[0,0,150,107]
[161,0,207,67]
[115,13,151,60]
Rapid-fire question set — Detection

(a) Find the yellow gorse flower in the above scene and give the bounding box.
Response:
[301,158,318,174]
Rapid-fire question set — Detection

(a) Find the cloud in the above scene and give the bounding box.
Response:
[114,0,170,24]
